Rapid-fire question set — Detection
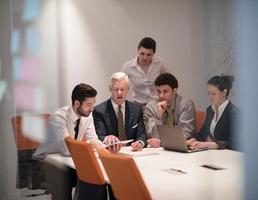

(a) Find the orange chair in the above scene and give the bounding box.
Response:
[65,137,109,200]
[98,148,152,200]
[11,113,50,151]
[11,113,50,191]
[195,111,206,133]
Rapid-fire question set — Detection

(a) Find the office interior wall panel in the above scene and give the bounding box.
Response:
[59,0,236,110]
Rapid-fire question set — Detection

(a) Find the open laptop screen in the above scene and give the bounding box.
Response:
[157,126,207,153]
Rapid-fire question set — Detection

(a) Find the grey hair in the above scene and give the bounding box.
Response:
[109,72,130,87]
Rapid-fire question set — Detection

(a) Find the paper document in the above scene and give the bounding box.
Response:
[104,139,134,148]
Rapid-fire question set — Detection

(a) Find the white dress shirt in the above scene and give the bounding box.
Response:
[110,99,145,146]
[111,99,125,121]
[210,99,229,137]
[122,55,167,104]
[33,105,98,159]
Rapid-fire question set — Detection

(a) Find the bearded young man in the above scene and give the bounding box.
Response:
[144,73,196,148]
[33,83,100,200]
[34,83,99,159]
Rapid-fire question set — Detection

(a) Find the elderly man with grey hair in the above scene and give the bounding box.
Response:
[93,72,147,151]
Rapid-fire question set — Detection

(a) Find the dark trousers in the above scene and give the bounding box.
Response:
[44,162,77,200]
[73,180,117,200]
[16,149,46,190]
[107,184,117,200]
[44,162,116,200]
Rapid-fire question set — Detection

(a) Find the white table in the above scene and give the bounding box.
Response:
[46,147,244,200]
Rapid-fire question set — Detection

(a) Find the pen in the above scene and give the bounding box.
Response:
[169,168,187,174]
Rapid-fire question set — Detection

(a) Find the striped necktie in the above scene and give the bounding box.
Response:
[74,118,80,139]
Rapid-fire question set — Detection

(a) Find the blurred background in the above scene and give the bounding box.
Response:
[0,0,257,199]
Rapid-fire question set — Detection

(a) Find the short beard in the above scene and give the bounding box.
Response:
[77,106,90,117]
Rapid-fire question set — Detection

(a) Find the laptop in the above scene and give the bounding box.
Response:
[157,126,207,153]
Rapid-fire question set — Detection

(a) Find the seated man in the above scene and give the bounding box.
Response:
[93,72,147,151]
[33,83,101,200]
[34,83,100,159]
[144,73,196,147]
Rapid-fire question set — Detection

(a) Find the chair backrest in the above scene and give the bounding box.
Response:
[11,113,50,150]
[98,148,152,200]
[65,137,105,185]
[195,111,206,133]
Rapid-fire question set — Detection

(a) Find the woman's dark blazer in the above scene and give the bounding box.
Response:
[196,101,238,149]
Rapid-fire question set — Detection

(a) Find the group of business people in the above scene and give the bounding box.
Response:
[33,37,238,200]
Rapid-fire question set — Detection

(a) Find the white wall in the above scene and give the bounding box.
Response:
[203,0,238,103]
[59,0,221,110]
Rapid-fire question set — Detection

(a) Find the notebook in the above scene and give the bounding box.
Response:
[157,126,207,153]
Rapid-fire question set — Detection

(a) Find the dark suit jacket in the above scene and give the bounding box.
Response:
[196,101,238,149]
[93,99,147,145]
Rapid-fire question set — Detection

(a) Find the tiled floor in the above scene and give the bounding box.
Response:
[18,188,51,200]
[19,187,76,200]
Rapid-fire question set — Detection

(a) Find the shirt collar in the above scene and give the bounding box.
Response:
[129,55,159,68]
[111,99,125,111]
[68,105,80,124]
[129,57,138,68]
[168,94,177,112]
[212,99,229,113]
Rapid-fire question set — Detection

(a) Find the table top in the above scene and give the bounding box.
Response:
[46,147,244,200]
[120,147,244,200]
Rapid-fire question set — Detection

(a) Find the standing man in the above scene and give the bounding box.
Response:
[122,37,167,107]
[144,73,196,148]
[33,83,100,200]
[93,72,147,151]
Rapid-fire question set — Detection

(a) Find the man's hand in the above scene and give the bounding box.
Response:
[187,140,218,150]
[107,143,123,153]
[131,141,144,151]
[103,135,122,153]
[185,138,197,146]
[147,138,161,148]
[157,101,168,120]
[103,135,119,145]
